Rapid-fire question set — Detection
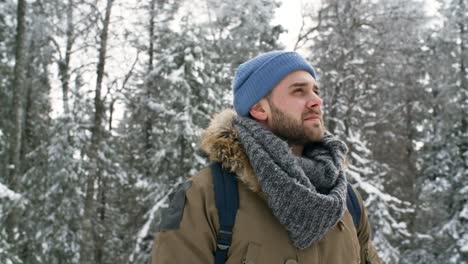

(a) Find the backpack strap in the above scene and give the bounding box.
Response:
[346,183,362,230]
[211,162,239,264]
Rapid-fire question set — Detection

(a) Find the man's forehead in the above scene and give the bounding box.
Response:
[282,71,317,86]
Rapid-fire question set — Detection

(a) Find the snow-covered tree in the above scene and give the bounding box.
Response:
[120,0,284,262]
[411,0,468,262]
[299,0,432,261]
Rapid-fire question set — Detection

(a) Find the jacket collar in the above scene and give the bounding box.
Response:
[200,109,261,193]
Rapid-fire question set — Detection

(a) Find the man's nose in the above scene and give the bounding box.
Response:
[306,93,322,109]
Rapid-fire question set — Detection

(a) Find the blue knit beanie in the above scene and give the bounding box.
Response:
[232,51,316,117]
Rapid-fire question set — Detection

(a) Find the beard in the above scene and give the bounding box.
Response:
[268,101,325,145]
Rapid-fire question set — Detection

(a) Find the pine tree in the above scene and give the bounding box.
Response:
[413,0,468,262]
[80,0,115,263]
[299,0,431,261]
[122,0,284,262]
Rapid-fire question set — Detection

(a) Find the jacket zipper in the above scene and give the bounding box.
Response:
[365,248,371,264]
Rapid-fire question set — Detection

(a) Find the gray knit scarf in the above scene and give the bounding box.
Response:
[233,116,348,249]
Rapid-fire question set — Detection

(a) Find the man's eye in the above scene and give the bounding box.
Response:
[293,89,303,94]
[314,90,320,96]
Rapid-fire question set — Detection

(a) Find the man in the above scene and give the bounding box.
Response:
[152,51,381,263]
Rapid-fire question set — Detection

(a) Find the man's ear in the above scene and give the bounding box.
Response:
[249,99,269,121]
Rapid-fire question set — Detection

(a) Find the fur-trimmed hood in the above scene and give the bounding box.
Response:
[200,109,261,193]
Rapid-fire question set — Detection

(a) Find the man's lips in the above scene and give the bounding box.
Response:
[304,115,321,121]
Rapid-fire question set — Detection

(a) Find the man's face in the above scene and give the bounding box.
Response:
[263,70,324,144]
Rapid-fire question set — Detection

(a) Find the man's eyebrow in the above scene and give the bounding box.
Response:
[288,82,320,90]
[288,82,308,88]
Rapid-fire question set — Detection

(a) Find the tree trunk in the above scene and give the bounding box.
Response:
[327,84,341,134]
[148,0,155,72]
[95,174,107,264]
[144,0,156,179]
[59,0,74,115]
[79,0,114,263]
[6,0,27,247]
[458,0,467,166]
[109,99,115,131]
[404,94,419,238]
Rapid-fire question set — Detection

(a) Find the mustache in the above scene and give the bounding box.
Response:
[302,109,322,118]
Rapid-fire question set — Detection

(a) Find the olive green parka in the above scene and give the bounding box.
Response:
[152,109,381,264]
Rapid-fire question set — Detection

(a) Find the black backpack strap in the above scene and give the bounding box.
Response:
[346,183,362,230]
[211,162,239,264]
